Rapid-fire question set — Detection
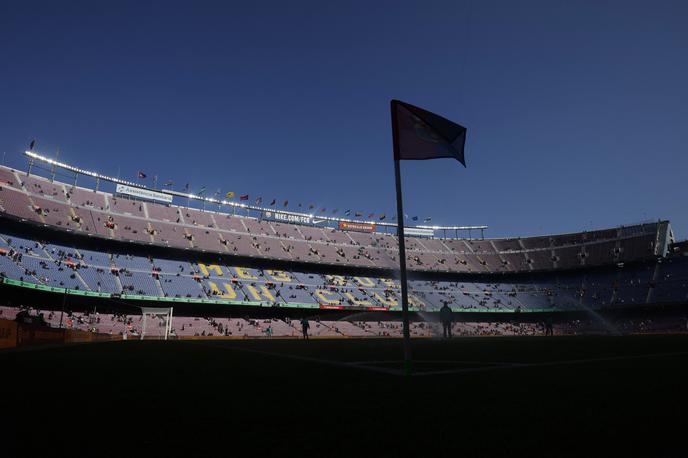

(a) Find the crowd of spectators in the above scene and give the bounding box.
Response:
[0,165,666,274]
[3,305,686,339]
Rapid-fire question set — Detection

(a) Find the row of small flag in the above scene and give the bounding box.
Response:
[136,171,432,223]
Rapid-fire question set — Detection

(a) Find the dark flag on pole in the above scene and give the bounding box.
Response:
[390,99,468,376]
[29,139,36,151]
[391,100,467,167]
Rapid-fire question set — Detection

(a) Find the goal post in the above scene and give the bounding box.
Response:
[139,307,174,340]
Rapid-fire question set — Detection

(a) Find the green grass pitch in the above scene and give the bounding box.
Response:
[3,335,688,457]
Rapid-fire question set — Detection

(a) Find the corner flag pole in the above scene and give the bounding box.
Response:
[391,103,413,374]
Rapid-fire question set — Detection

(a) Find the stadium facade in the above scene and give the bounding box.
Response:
[1,152,687,338]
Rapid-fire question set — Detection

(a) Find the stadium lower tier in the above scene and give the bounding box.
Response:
[1,306,542,337]
[1,231,687,312]
[3,307,685,338]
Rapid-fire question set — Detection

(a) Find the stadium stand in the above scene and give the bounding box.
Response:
[0,165,672,275]
[1,229,687,313]
[1,160,686,343]
[2,306,684,338]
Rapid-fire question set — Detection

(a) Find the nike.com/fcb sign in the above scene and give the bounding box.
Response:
[263,211,312,225]
[115,184,173,204]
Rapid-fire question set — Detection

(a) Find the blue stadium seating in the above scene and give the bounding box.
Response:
[1,229,687,313]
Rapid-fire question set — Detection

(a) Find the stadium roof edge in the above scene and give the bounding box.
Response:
[22,150,488,232]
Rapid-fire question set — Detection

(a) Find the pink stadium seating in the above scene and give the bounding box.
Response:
[0,165,668,276]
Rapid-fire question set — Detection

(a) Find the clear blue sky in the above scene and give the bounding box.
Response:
[1,0,686,238]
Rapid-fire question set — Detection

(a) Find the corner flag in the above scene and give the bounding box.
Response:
[391,100,467,166]
[390,99,468,375]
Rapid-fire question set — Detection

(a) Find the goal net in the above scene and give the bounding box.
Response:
[136,307,173,340]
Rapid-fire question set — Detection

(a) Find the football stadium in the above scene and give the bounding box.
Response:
[3,1,688,457]
[2,151,686,340]
[2,150,688,456]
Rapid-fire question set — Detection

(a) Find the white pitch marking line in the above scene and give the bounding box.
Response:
[346,359,516,367]
[179,342,688,378]
[182,341,406,376]
[411,350,688,377]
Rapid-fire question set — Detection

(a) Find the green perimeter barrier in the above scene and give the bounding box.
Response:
[1,277,319,310]
[1,277,560,312]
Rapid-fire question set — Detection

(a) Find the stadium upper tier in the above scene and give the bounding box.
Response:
[1,230,687,313]
[0,164,672,274]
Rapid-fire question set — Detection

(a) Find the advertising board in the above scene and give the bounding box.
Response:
[115,184,173,204]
